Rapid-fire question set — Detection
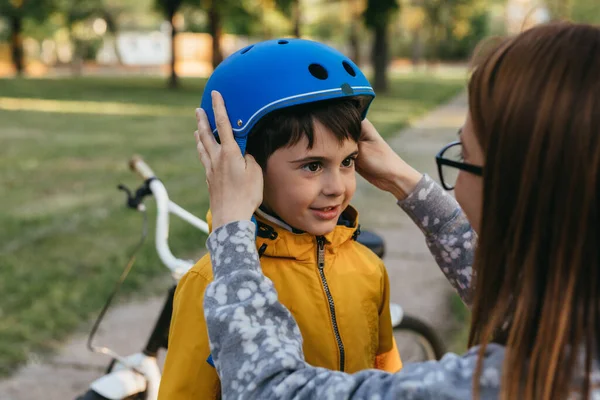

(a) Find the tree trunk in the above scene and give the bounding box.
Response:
[10,16,24,76]
[371,22,389,92]
[209,1,223,70]
[348,0,361,66]
[349,20,361,66]
[424,22,440,70]
[104,12,124,66]
[292,0,301,38]
[71,43,84,76]
[69,25,84,76]
[169,12,178,89]
[411,28,423,69]
[107,35,124,66]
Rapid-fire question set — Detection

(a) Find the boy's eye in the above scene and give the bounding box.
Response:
[302,162,322,172]
[341,157,356,168]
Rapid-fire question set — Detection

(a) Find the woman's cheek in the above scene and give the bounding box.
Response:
[455,171,483,233]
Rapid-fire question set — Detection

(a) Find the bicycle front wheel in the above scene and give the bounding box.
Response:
[393,315,447,362]
[76,389,146,400]
[76,390,109,400]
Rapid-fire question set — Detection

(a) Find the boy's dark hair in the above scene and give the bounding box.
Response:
[245,98,363,168]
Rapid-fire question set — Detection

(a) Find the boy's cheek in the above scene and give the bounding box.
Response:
[344,175,358,202]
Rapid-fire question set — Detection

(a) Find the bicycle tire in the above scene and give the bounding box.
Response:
[393,315,447,361]
[76,390,109,400]
[75,389,146,400]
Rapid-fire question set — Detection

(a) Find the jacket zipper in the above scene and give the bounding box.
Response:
[316,236,345,372]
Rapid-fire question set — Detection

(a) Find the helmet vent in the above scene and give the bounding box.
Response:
[278,40,289,44]
[342,61,356,77]
[308,63,328,80]
[240,45,254,54]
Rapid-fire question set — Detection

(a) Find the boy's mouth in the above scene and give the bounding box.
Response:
[309,205,341,221]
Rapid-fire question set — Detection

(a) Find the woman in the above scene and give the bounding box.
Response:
[195,22,600,399]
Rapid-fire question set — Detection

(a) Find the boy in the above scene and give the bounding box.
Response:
[159,39,401,399]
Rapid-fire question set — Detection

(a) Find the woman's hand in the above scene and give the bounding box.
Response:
[195,91,263,230]
[356,119,423,200]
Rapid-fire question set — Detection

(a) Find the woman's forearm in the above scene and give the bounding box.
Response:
[398,175,476,306]
[385,161,424,201]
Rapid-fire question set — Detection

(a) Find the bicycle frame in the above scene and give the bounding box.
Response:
[87,157,210,400]
[85,155,404,400]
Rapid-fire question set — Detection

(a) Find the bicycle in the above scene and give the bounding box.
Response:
[76,156,446,400]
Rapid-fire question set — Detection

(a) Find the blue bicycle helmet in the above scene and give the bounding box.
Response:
[200,38,375,154]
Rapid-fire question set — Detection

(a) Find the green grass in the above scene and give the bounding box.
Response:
[0,73,465,376]
[448,293,471,354]
[370,71,468,138]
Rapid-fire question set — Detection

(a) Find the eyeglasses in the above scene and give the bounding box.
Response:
[435,140,483,191]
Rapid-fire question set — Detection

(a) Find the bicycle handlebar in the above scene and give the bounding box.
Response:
[127,155,209,280]
[129,155,156,180]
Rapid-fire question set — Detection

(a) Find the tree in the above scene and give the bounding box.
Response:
[420,0,445,63]
[556,0,600,23]
[272,0,301,37]
[206,0,223,69]
[99,0,166,65]
[349,0,363,66]
[436,8,489,61]
[156,0,184,88]
[418,0,484,63]
[399,3,427,67]
[55,0,104,74]
[97,2,129,66]
[280,0,301,38]
[0,0,56,76]
[200,0,240,71]
[291,0,301,37]
[363,0,399,92]
[545,0,572,19]
[207,0,291,70]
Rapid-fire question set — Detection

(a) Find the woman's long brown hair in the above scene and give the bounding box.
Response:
[467,22,600,399]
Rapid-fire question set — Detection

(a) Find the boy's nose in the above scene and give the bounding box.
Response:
[322,170,345,197]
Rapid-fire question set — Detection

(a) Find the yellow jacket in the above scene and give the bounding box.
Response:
[159,206,401,399]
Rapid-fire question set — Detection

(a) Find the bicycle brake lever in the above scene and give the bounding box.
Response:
[117,183,132,197]
[118,183,145,210]
[118,180,155,211]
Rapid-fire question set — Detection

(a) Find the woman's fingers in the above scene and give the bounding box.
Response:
[196,108,219,158]
[211,91,236,149]
[360,119,384,143]
[243,153,264,208]
[193,97,264,230]
[195,130,212,172]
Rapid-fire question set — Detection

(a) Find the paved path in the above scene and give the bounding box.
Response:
[0,93,469,400]
[352,92,467,331]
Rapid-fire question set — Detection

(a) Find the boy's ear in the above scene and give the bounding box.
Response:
[260,158,269,173]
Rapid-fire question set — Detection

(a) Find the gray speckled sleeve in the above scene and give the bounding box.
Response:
[203,221,503,399]
[398,175,476,306]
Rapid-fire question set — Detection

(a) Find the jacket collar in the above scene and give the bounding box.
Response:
[207,206,361,262]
